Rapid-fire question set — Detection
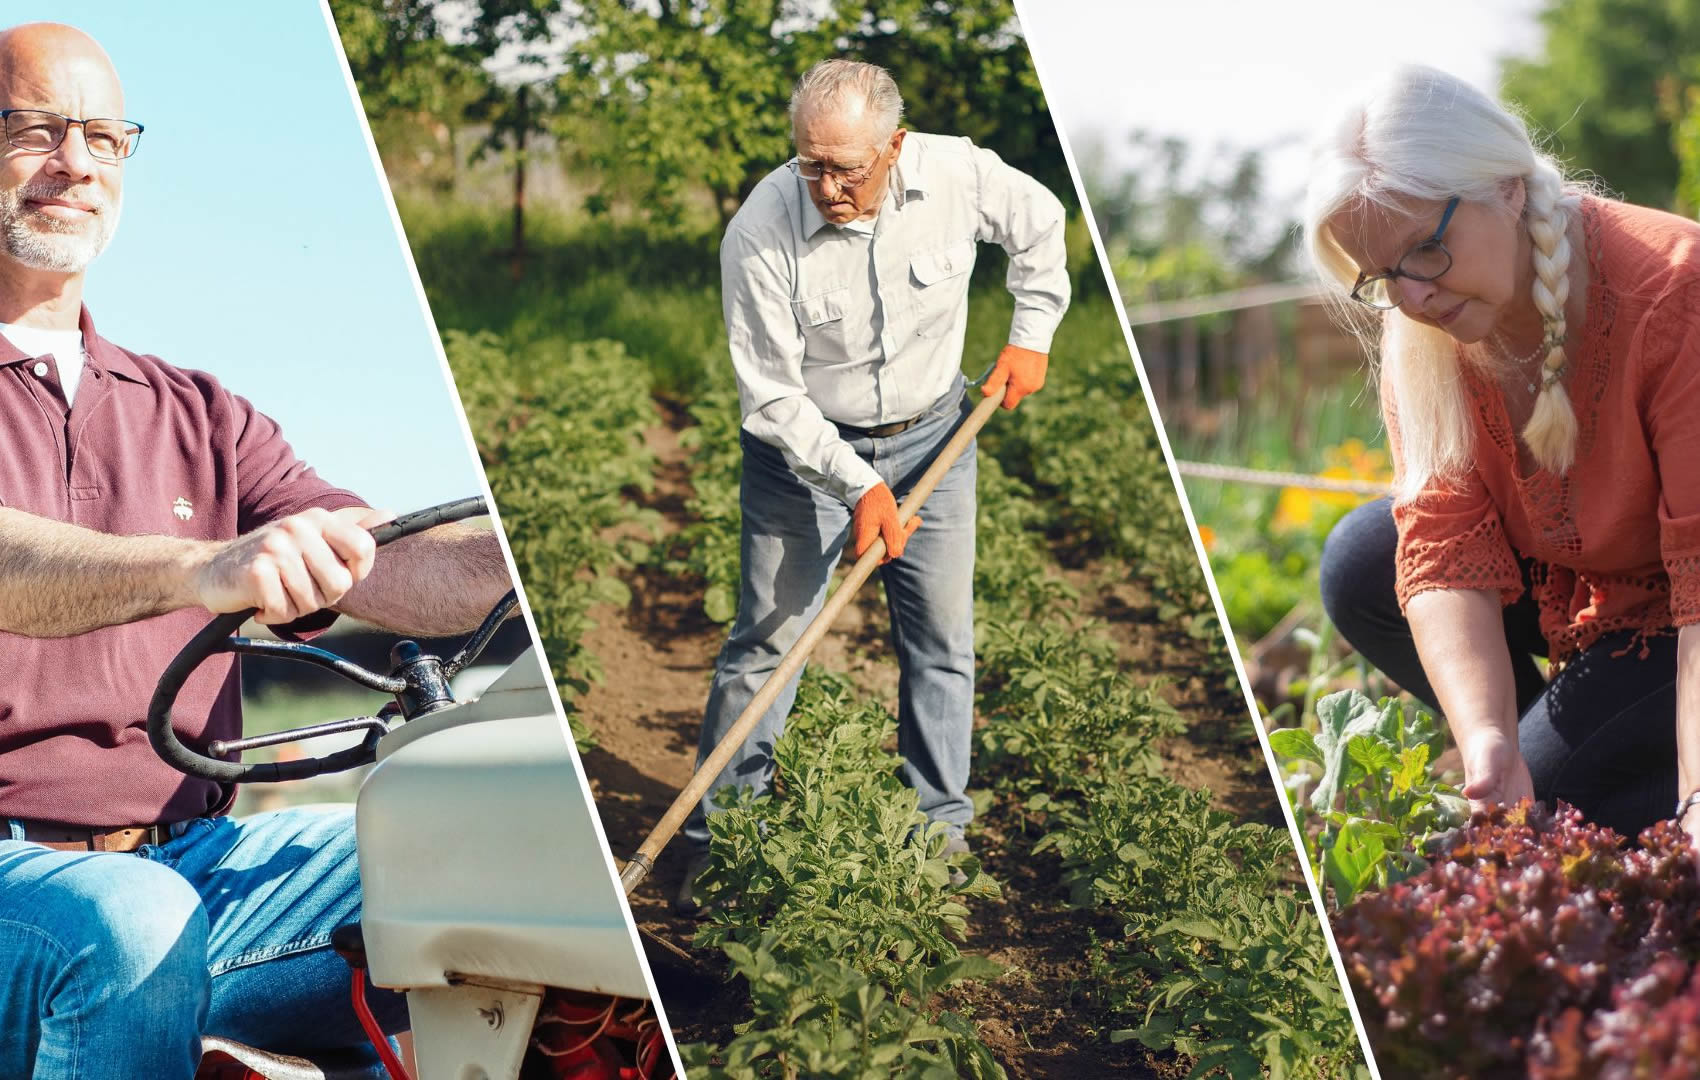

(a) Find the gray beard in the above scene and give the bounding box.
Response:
[0,191,119,273]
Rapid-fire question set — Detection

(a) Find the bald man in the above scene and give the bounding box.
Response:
[0,24,513,1079]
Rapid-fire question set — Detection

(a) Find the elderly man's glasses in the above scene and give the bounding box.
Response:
[1349,196,1459,309]
[0,110,144,163]
[788,155,879,190]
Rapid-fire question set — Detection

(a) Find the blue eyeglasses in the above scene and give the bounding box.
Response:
[1349,196,1459,309]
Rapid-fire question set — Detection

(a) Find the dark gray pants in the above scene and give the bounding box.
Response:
[1320,498,1677,837]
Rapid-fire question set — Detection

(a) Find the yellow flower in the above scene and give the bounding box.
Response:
[1269,440,1394,536]
[1198,524,1216,552]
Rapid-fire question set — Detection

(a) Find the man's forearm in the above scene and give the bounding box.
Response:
[0,507,207,637]
[334,522,513,637]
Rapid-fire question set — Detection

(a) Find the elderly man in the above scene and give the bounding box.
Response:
[0,23,514,1079]
[676,59,1069,912]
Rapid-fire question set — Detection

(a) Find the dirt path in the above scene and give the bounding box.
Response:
[576,399,1276,1076]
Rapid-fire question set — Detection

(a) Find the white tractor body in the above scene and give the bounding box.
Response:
[355,647,648,1002]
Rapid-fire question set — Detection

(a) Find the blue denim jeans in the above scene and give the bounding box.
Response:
[683,381,978,851]
[1321,498,1679,837]
[0,806,408,1080]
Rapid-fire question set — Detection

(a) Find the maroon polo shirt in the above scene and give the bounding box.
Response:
[0,307,365,827]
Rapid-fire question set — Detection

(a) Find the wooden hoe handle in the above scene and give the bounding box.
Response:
[619,388,1004,894]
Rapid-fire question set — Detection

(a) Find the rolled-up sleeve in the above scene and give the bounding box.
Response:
[1383,381,1523,611]
[1643,280,1700,625]
[721,223,883,506]
[971,144,1070,353]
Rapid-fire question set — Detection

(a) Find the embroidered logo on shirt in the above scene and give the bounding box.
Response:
[172,497,193,521]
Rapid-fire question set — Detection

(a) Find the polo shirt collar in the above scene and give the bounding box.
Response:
[0,306,147,385]
[799,132,929,239]
[80,308,148,385]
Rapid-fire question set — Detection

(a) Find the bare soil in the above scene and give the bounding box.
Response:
[576,400,1283,1077]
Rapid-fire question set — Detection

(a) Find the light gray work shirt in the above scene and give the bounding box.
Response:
[719,131,1071,506]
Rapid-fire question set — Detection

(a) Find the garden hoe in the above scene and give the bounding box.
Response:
[620,381,1007,980]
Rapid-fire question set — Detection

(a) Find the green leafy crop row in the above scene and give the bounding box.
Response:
[682,672,1006,1079]
[971,416,1364,1079]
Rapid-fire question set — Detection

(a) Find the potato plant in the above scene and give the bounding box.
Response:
[679,937,1004,1080]
[693,673,999,987]
[667,378,743,623]
[680,670,1007,1075]
[970,358,1364,1078]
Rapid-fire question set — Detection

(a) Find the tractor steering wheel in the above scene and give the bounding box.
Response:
[146,496,518,784]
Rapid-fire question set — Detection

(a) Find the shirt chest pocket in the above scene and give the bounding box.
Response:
[791,285,852,365]
[909,240,975,338]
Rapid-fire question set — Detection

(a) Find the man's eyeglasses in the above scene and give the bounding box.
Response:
[788,155,879,190]
[1349,196,1459,309]
[0,110,144,163]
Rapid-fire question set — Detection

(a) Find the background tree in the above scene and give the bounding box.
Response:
[1502,0,1700,208]
[1078,130,1294,301]
[331,0,487,193]
[459,0,1062,227]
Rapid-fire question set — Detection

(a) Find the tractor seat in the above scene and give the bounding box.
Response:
[197,1035,386,1080]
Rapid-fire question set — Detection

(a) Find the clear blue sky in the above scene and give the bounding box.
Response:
[7,1,482,514]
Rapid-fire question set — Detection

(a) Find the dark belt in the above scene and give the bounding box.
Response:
[14,820,174,853]
[834,414,924,439]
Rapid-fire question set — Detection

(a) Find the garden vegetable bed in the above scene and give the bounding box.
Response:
[447,301,1365,1079]
[1273,689,1700,1079]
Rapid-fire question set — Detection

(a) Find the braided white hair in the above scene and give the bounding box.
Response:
[1304,64,1581,497]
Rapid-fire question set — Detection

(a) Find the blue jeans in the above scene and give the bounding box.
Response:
[683,382,978,851]
[1321,498,1678,837]
[0,806,409,1080]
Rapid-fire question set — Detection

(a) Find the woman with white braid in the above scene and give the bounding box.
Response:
[1309,64,1700,845]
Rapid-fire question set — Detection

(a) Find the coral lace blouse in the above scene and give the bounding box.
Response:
[1391,196,1700,663]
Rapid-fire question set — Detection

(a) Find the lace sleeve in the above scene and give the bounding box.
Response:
[1641,277,1700,625]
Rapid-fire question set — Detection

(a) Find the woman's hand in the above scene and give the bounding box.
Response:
[1679,800,1700,853]
[1458,726,1535,813]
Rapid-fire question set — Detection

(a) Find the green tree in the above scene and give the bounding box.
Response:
[1502,0,1700,208]
[1678,86,1700,213]
[328,0,487,192]
[466,0,1063,227]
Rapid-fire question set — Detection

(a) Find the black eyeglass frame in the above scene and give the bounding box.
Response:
[1349,196,1460,309]
[0,109,145,162]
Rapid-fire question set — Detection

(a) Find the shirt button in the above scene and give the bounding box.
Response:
[31,361,46,377]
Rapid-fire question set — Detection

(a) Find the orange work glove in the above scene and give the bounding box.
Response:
[851,483,921,564]
[981,344,1048,410]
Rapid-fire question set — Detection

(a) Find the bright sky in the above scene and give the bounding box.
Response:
[4,1,482,515]
[1019,0,1547,219]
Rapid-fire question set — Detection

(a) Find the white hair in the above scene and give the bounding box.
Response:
[1304,64,1582,499]
[789,59,903,139]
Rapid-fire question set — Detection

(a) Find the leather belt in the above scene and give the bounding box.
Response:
[14,820,173,853]
[834,414,924,439]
